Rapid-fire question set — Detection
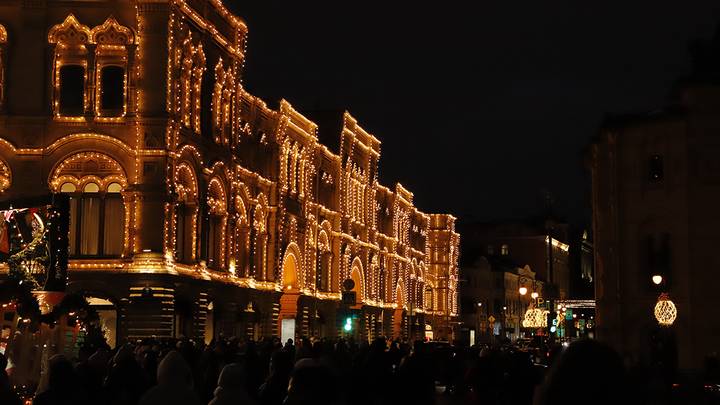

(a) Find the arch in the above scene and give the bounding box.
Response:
[91,16,134,45]
[176,144,205,167]
[0,24,6,43]
[207,177,227,215]
[395,280,405,309]
[174,162,198,202]
[234,194,248,224]
[281,243,303,290]
[48,14,91,45]
[317,230,330,252]
[350,257,365,303]
[49,151,128,192]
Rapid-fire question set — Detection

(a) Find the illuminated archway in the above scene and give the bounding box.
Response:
[279,243,303,343]
[282,247,300,291]
[350,257,364,309]
[393,282,406,339]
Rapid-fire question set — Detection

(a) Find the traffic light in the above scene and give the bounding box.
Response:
[344,317,352,332]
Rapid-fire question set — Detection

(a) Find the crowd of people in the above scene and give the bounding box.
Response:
[0,334,717,405]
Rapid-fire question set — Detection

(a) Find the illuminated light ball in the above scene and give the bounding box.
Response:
[531,292,539,299]
[652,275,663,285]
[519,287,528,296]
[522,307,548,329]
[550,326,557,333]
[654,293,677,327]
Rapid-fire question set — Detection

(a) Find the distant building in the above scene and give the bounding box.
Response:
[589,30,720,370]
[460,219,571,299]
[460,253,542,344]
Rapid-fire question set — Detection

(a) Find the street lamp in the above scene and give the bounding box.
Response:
[531,292,539,299]
[519,286,528,296]
[652,275,663,285]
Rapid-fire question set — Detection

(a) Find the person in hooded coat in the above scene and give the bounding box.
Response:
[138,350,202,405]
[208,363,258,405]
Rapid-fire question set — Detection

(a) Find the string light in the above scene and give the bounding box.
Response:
[0,4,461,340]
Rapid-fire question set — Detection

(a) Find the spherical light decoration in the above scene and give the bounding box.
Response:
[531,292,539,299]
[519,287,528,296]
[522,307,548,329]
[654,293,677,327]
[652,275,663,285]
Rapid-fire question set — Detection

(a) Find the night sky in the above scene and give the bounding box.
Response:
[227,1,720,225]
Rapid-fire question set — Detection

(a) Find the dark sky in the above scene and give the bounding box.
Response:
[227,1,720,225]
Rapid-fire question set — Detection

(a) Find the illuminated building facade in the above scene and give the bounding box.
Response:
[0,1,459,345]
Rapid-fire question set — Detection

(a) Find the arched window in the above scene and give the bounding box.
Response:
[212,60,234,145]
[173,163,198,263]
[205,178,227,270]
[91,17,134,119]
[49,15,133,120]
[178,34,205,133]
[51,152,127,257]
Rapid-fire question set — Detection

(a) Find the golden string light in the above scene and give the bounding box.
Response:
[0,3,461,325]
[655,293,677,327]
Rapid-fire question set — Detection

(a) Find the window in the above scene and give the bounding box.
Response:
[175,204,195,263]
[649,155,664,182]
[58,65,85,116]
[64,182,124,257]
[487,245,495,255]
[501,244,509,256]
[207,216,223,269]
[100,66,125,113]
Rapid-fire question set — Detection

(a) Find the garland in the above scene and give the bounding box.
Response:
[0,277,106,347]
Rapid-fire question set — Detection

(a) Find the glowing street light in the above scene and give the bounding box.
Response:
[652,275,663,285]
[519,287,528,296]
[531,292,539,299]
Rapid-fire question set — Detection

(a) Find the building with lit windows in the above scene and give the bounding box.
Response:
[0,1,459,346]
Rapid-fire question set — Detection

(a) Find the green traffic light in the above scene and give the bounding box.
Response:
[344,317,352,331]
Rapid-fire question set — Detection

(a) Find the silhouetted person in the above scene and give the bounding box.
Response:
[0,353,21,405]
[105,343,149,405]
[397,342,435,405]
[138,350,201,405]
[284,365,339,405]
[208,363,258,405]
[534,339,626,405]
[258,349,293,405]
[33,354,89,405]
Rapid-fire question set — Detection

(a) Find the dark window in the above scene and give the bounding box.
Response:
[100,66,125,113]
[207,216,223,269]
[59,65,85,116]
[649,155,664,182]
[176,205,194,263]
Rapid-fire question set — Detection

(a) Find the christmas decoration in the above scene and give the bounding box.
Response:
[654,293,677,327]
